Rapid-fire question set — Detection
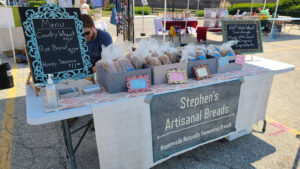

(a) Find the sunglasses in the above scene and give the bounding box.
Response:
[85,31,90,36]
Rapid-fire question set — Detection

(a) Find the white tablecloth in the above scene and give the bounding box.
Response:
[92,56,294,169]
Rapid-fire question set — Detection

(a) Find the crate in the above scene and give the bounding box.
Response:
[96,65,152,94]
[216,56,242,73]
[152,62,187,85]
[187,56,217,78]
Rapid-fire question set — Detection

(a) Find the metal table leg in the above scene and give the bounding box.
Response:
[262,120,267,133]
[62,120,77,169]
[61,118,94,169]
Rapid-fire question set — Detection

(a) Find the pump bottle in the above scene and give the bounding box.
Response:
[46,74,58,108]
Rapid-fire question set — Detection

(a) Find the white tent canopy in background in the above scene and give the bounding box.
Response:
[0,7,16,62]
[162,0,190,43]
[248,0,281,39]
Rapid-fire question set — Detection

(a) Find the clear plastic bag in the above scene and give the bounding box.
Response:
[180,43,197,62]
[219,40,238,57]
[116,58,135,72]
[96,60,118,73]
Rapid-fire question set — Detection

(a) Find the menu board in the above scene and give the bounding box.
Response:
[222,20,263,53]
[19,5,92,84]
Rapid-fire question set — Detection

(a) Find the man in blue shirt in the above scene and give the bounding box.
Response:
[81,14,113,72]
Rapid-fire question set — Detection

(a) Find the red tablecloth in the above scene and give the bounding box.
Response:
[196,27,207,42]
[162,20,198,30]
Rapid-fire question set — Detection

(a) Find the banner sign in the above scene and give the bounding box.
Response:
[150,79,242,162]
[141,0,148,6]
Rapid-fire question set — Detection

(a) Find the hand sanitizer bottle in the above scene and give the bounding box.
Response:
[46,74,58,108]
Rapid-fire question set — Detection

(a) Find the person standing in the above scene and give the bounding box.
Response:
[258,7,269,16]
[80,0,91,14]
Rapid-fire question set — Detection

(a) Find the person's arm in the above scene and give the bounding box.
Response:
[92,31,113,73]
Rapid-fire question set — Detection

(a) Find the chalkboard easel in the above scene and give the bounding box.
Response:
[222,19,263,55]
[19,4,93,86]
[24,45,40,96]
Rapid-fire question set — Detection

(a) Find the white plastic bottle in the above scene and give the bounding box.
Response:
[46,74,58,108]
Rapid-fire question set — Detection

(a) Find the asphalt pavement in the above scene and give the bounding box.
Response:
[0,17,299,169]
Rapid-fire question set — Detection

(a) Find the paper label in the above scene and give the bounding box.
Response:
[227,52,233,57]
[218,56,229,68]
[214,53,222,58]
[127,68,135,72]
[7,70,12,77]
[197,56,206,60]
[235,55,245,65]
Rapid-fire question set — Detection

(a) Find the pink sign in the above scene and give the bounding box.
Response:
[235,55,245,65]
[170,72,185,81]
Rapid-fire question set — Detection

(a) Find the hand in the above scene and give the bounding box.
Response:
[92,66,96,73]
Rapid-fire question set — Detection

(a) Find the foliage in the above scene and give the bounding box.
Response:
[109,3,115,10]
[228,0,300,17]
[228,3,276,14]
[135,5,150,15]
[28,1,47,7]
[195,10,204,17]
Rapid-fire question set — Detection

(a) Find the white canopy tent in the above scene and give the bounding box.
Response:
[162,0,191,43]
[223,0,281,39]
[249,0,281,39]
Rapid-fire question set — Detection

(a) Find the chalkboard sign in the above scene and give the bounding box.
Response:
[19,5,92,84]
[222,20,263,53]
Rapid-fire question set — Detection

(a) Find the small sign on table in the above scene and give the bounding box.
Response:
[167,69,188,84]
[193,64,211,80]
[235,55,246,64]
[218,56,229,68]
[126,75,151,93]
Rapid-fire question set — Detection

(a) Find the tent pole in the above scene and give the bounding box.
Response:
[133,0,136,43]
[250,0,254,15]
[223,0,225,8]
[263,0,267,10]
[270,0,280,39]
[196,0,200,17]
[184,0,190,34]
[163,0,167,42]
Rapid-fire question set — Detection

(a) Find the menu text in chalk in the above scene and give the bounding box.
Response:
[33,19,83,74]
[222,20,263,53]
[19,5,92,84]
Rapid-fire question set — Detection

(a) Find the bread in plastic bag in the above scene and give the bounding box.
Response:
[146,57,162,66]
[113,61,122,72]
[130,55,146,69]
[219,40,238,57]
[195,50,207,60]
[180,43,197,62]
[96,60,118,73]
[165,51,180,63]
[116,58,135,72]
[158,55,172,65]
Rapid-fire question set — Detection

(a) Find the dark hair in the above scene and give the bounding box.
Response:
[81,14,94,28]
